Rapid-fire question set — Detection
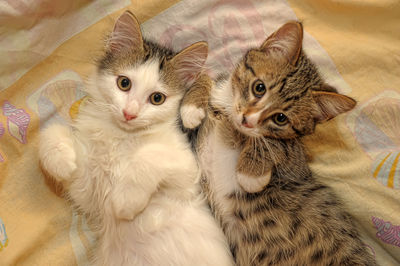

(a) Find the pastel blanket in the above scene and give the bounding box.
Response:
[0,0,399,265]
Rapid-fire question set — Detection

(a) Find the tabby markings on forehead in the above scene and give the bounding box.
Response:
[244,61,256,77]
[277,78,287,93]
[244,52,256,77]
[283,87,309,103]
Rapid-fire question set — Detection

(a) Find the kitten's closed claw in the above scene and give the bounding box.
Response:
[180,104,205,129]
[237,171,271,193]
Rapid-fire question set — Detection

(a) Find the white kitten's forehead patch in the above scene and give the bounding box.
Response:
[123,60,163,93]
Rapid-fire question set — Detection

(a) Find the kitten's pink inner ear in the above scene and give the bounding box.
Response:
[260,21,303,65]
[108,11,143,52]
[312,91,357,123]
[171,41,208,86]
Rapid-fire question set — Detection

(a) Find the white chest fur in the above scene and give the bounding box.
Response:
[199,126,240,212]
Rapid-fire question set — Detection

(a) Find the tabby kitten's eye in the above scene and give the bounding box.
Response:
[149,92,166,105]
[252,80,266,98]
[273,113,288,126]
[117,76,132,91]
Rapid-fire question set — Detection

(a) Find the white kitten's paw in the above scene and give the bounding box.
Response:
[40,142,77,181]
[237,170,271,193]
[39,126,77,182]
[111,186,149,220]
[180,104,205,129]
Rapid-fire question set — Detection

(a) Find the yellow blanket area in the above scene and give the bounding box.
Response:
[0,0,399,265]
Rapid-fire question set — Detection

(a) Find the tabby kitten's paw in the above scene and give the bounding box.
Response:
[180,104,205,129]
[111,186,149,220]
[237,171,271,193]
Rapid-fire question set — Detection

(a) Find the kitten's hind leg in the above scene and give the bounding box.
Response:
[180,73,211,129]
[39,124,77,182]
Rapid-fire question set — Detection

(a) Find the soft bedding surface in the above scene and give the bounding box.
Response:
[0,0,399,265]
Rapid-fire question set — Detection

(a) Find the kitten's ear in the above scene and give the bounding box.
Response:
[260,21,303,65]
[108,11,143,52]
[319,83,338,93]
[171,41,208,86]
[312,90,356,123]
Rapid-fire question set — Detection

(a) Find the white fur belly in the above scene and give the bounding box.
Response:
[102,193,233,266]
[199,127,240,206]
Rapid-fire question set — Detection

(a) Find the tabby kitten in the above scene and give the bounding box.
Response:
[39,11,233,266]
[181,22,377,265]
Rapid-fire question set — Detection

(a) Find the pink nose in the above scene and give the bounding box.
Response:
[123,110,137,121]
[242,117,254,128]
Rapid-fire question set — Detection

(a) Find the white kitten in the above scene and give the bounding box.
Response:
[39,11,233,266]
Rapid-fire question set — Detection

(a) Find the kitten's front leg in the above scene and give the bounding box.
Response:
[180,73,212,129]
[236,139,275,193]
[39,124,77,182]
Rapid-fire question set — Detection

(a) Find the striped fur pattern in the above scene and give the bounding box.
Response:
[182,22,377,265]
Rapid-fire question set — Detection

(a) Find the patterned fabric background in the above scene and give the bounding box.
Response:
[0,0,399,265]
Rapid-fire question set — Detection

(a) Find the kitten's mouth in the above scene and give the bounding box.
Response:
[117,119,134,129]
[239,126,259,136]
[116,120,149,133]
[116,117,140,130]
[233,118,261,137]
[115,114,153,133]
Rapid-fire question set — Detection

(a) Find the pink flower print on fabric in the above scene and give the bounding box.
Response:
[2,101,30,144]
[372,216,400,248]
[0,122,5,162]
[0,122,4,137]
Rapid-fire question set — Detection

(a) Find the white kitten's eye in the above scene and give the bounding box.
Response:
[149,92,166,105]
[117,76,132,91]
